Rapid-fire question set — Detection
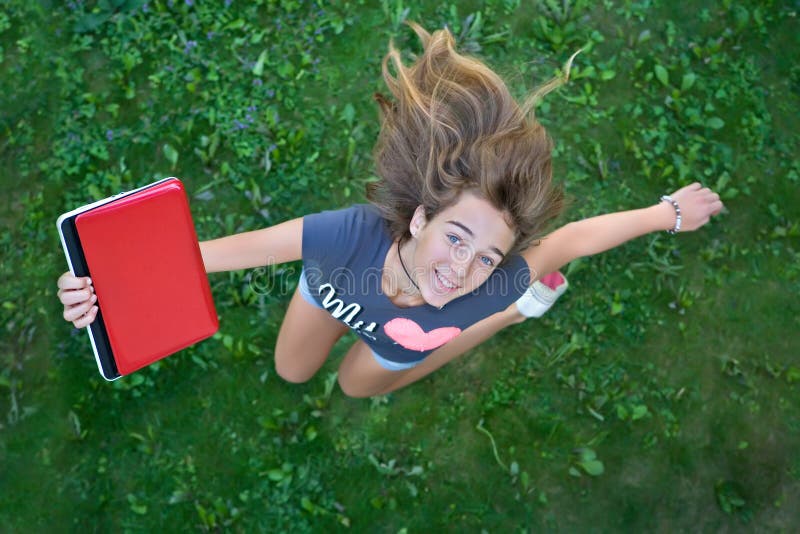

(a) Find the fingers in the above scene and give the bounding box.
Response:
[58,286,94,306]
[57,272,92,291]
[702,189,722,215]
[71,306,99,329]
[63,296,98,324]
[57,272,98,328]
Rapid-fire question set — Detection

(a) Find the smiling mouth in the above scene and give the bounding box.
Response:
[435,269,459,290]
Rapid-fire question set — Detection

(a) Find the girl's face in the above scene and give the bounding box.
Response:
[408,191,516,308]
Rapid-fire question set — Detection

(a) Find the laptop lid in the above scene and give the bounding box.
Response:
[59,178,218,378]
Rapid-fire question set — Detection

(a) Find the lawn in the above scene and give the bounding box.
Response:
[1,0,799,531]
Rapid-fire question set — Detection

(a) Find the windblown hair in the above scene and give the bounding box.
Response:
[368,22,575,260]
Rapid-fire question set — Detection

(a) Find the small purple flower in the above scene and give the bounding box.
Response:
[233,119,247,131]
[185,0,193,6]
[246,114,254,123]
[106,129,114,141]
[225,0,232,7]
[247,105,257,112]
[252,79,263,86]
[184,40,197,54]
[266,88,275,98]
[142,3,149,12]
[206,31,215,40]
[267,143,276,152]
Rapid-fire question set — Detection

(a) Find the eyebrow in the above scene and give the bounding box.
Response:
[446,220,506,259]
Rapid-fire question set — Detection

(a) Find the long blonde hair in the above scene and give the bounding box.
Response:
[368,22,577,259]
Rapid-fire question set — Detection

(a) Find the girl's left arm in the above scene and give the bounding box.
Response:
[523,183,724,279]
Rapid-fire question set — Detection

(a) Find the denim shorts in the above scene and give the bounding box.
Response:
[297,268,423,371]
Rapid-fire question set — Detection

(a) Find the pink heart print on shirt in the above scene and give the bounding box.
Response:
[383,318,462,351]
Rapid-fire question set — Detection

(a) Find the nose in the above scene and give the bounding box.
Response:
[449,246,474,280]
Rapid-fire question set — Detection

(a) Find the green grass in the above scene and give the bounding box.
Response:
[1,0,799,531]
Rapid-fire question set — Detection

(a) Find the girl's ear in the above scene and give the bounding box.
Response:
[410,205,427,237]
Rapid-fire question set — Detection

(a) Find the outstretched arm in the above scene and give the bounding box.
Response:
[199,217,303,272]
[523,183,724,280]
[59,217,304,328]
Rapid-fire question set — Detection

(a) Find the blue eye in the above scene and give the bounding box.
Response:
[480,256,495,267]
[447,234,460,245]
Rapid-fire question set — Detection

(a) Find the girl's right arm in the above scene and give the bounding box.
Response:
[199,217,303,272]
[58,217,304,327]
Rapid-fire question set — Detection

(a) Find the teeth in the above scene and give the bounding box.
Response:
[436,271,456,289]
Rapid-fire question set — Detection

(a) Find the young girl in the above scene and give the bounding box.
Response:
[57,24,723,398]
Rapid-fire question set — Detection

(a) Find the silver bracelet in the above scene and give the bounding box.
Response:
[660,195,682,234]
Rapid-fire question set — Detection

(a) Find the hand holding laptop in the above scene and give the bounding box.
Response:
[56,178,218,380]
[57,272,98,328]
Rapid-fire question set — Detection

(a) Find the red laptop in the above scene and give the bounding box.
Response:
[57,177,218,380]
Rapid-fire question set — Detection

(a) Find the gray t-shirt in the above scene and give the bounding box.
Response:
[302,204,530,364]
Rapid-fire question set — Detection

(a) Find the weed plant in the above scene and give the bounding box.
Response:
[1,0,798,531]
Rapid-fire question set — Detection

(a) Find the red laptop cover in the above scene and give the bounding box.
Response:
[74,179,218,375]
